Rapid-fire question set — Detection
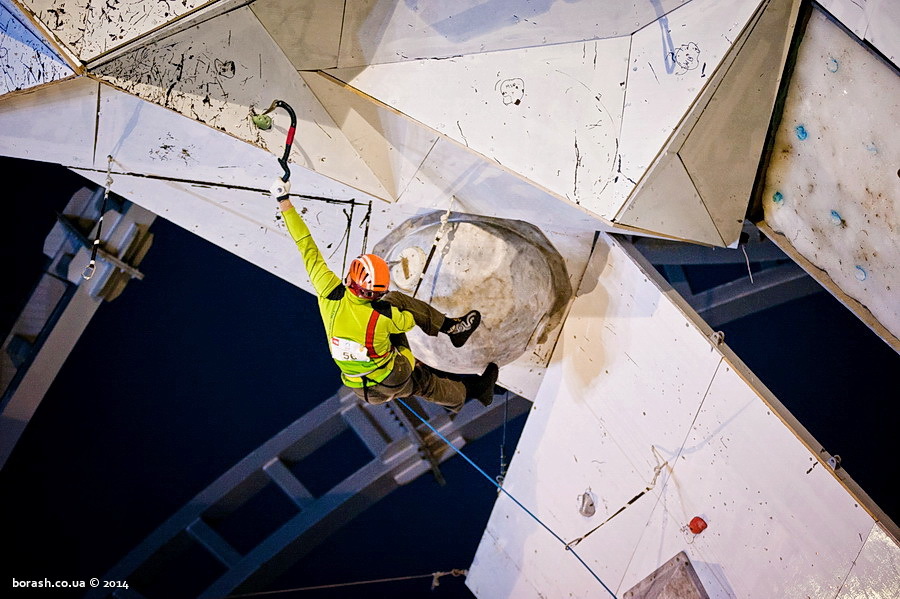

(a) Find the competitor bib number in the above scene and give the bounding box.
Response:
[330,337,368,362]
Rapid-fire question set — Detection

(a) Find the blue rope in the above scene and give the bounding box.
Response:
[396,398,618,599]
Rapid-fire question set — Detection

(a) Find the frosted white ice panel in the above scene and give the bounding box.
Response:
[0,76,95,166]
[0,0,73,96]
[69,168,368,296]
[835,524,900,599]
[338,0,689,68]
[22,0,207,62]
[469,234,896,598]
[619,0,761,190]
[327,37,630,217]
[93,6,391,203]
[95,83,374,203]
[251,0,343,71]
[762,7,899,344]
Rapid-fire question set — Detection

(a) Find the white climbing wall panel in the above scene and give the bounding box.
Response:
[326,37,630,214]
[762,6,900,349]
[336,0,691,68]
[93,6,391,203]
[0,0,73,96]
[0,75,96,165]
[467,234,900,598]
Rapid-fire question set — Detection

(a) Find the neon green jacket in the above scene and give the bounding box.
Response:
[283,206,415,387]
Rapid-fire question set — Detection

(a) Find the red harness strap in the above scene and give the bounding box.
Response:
[365,309,389,359]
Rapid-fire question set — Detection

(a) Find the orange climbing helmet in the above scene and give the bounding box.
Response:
[345,254,390,300]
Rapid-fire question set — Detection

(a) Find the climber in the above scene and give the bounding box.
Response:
[277,193,498,411]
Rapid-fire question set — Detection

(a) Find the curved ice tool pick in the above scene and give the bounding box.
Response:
[255,100,297,201]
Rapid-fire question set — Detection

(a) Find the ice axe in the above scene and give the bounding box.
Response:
[254,99,297,200]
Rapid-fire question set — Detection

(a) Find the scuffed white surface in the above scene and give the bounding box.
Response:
[0,0,72,96]
[763,8,899,343]
[22,0,206,61]
[835,524,900,599]
[338,0,689,68]
[94,6,391,203]
[468,234,894,598]
[327,37,629,217]
[618,0,761,188]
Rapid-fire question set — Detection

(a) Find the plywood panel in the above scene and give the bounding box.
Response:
[93,6,392,203]
[762,7,899,345]
[326,37,630,218]
[468,233,897,598]
[0,0,73,96]
[619,0,761,188]
[0,75,95,166]
[338,0,689,68]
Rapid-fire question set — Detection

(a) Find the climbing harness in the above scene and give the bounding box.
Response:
[412,195,456,298]
[224,568,467,597]
[396,397,619,599]
[82,155,114,281]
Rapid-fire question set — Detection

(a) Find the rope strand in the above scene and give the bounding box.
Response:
[396,398,619,599]
[225,569,467,597]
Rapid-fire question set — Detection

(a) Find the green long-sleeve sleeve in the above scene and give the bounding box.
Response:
[282,207,341,297]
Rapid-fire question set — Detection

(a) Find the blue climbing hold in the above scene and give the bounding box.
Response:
[830,210,842,225]
[772,191,784,205]
[795,125,808,141]
[827,57,839,73]
[855,265,867,281]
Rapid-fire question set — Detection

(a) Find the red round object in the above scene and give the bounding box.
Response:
[689,516,708,534]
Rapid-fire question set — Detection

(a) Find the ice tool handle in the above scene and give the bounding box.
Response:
[262,99,297,186]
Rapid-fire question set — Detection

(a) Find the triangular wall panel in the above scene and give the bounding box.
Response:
[92,5,393,203]
[0,0,74,96]
[325,37,630,215]
[617,0,797,246]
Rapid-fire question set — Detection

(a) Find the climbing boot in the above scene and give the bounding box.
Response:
[465,363,498,407]
[442,310,481,348]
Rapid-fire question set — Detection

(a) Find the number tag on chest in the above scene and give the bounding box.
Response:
[330,337,369,362]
